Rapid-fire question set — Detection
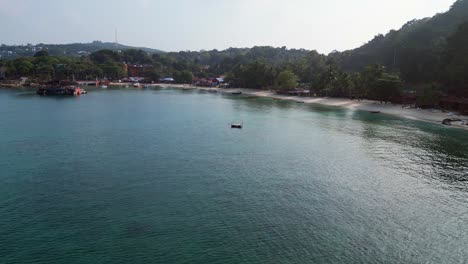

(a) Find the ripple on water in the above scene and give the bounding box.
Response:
[0,88,468,264]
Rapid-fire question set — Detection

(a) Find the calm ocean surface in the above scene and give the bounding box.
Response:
[1,87,467,264]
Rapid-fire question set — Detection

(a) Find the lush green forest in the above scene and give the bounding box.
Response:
[330,0,468,97]
[2,0,468,104]
[0,41,163,59]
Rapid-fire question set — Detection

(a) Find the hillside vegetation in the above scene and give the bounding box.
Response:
[2,0,468,105]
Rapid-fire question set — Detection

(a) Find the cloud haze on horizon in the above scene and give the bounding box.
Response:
[0,0,456,53]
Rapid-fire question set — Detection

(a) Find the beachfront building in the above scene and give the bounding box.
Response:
[287,89,311,96]
[121,77,145,83]
[76,80,100,86]
[192,77,212,87]
[192,77,228,87]
[212,77,224,86]
[160,77,175,84]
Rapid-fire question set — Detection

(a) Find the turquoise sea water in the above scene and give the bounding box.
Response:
[0,87,467,264]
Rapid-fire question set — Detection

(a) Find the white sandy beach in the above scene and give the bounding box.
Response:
[117,83,468,130]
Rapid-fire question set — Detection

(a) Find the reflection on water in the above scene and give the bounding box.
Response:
[1,87,468,263]
[230,93,468,187]
[344,111,468,185]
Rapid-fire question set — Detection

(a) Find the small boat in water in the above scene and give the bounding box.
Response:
[101,85,108,89]
[231,91,242,95]
[231,122,243,129]
[369,111,381,114]
[296,101,305,104]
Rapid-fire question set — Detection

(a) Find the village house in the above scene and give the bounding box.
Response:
[124,64,153,77]
[0,67,6,80]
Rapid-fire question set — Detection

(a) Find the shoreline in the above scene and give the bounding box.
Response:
[3,83,467,130]
[155,84,468,131]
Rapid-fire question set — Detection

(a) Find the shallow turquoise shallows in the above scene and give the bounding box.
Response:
[1,87,468,264]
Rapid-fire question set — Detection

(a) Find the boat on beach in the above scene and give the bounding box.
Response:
[441,118,467,126]
[442,119,453,126]
[133,83,141,88]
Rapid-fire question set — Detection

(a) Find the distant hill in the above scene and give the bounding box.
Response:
[0,41,164,59]
[330,0,468,82]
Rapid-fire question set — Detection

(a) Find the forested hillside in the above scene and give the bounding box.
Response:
[2,0,468,103]
[330,0,468,83]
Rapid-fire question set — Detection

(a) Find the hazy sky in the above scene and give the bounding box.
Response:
[0,0,456,53]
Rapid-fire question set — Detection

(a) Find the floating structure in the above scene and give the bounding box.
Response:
[36,87,86,96]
